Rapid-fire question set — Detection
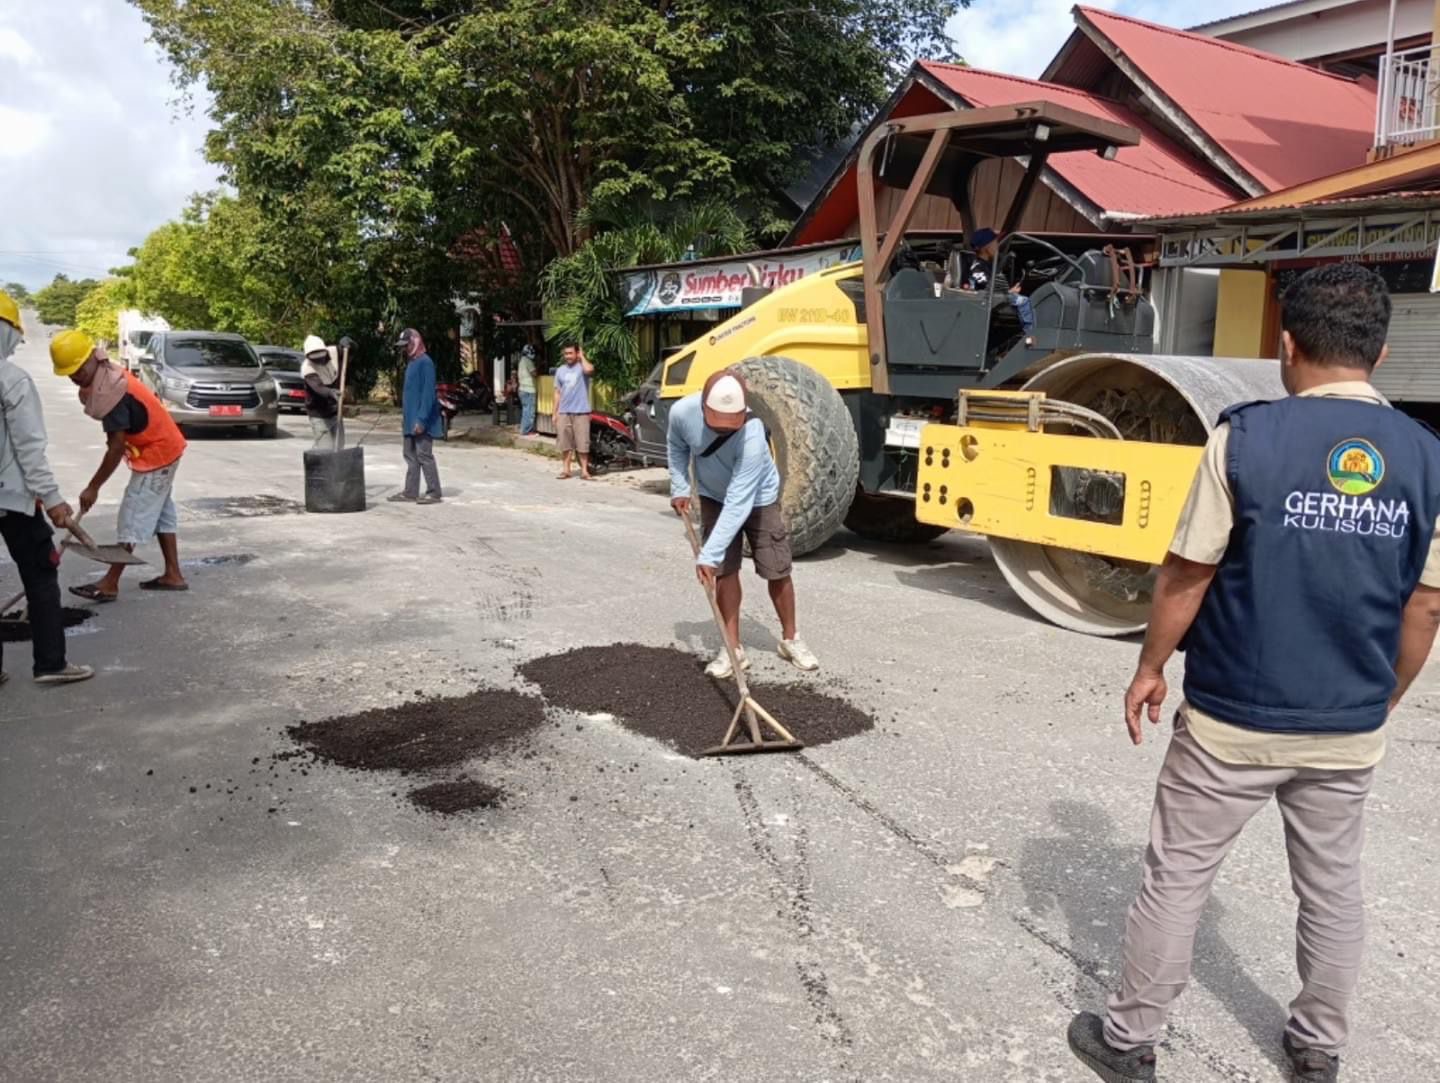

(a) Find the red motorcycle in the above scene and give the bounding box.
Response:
[436,371,494,415]
[587,411,636,474]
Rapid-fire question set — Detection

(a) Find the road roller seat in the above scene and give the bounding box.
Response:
[886,268,939,300]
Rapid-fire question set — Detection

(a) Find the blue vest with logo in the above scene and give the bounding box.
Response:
[1183,395,1440,734]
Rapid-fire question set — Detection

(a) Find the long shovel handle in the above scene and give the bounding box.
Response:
[336,345,350,450]
[65,511,97,552]
[681,513,755,702]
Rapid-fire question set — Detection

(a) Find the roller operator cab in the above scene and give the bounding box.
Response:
[632,102,1284,635]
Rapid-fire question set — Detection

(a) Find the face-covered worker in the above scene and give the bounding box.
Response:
[301,334,341,450]
[52,329,189,601]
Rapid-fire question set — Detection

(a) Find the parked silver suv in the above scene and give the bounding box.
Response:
[138,331,281,437]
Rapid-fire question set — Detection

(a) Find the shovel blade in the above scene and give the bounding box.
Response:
[60,539,148,566]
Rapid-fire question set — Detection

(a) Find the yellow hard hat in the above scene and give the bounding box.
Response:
[0,290,21,334]
[50,329,96,377]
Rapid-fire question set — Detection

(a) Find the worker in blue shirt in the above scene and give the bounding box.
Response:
[389,328,443,504]
[667,369,819,678]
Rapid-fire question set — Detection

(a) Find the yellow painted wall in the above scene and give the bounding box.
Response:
[1213,268,1271,359]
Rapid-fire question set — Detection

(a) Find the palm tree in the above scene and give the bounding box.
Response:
[539,201,750,388]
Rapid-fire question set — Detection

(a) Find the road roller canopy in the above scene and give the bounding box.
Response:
[860,102,1140,199]
[856,102,1142,393]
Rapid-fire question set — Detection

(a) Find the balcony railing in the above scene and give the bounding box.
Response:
[1376,46,1440,150]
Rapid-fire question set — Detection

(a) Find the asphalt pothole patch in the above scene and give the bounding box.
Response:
[183,553,259,568]
[518,643,875,758]
[1,606,93,642]
[286,688,545,816]
[408,777,505,815]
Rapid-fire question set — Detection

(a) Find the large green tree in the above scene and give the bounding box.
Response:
[130,0,961,392]
[74,278,138,346]
[3,282,31,305]
[33,274,101,328]
[130,0,962,275]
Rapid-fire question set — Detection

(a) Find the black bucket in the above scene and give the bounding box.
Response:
[303,446,366,513]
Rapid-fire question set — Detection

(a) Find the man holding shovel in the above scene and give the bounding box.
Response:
[0,291,93,686]
[667,369,819,678]
[51,330,189,602]
[301,334,341,450]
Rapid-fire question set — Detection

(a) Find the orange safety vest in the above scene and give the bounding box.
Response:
[120,371,187,472]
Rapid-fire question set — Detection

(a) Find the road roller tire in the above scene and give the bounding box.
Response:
[734,355,858,556]
[844,490,948,544]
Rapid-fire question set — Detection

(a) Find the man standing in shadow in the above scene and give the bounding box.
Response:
[1068,264,1440,1083]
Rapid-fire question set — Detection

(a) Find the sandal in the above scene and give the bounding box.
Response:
[140,578,190,592]
[69,584,117,603]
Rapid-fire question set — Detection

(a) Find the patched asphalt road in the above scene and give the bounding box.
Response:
[3,321,1438,1082]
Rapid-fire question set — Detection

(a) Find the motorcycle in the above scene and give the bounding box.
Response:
[436,370,494,414]
[586,412,636,474]
[437,387,459,439]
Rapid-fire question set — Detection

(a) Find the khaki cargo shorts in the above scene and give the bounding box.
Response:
[699,497,792,580]
[556,412,590,453]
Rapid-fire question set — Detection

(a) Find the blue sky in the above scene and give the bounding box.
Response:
[0,0,1267,292]
[946,0,1267,77]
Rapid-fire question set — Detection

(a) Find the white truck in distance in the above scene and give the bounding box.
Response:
[117,310,170,372]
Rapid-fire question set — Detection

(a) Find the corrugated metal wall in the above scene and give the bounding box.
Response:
[1375,292,1440,403]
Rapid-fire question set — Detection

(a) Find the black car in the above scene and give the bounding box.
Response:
[256,346,307,413]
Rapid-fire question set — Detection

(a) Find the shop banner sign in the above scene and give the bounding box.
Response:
[622,244,861,316]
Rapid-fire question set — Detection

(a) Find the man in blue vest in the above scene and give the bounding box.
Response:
[1068,263,1440,1083]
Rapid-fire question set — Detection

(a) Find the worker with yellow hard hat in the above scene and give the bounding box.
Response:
[0,290,93,686]
[51,328,189,602]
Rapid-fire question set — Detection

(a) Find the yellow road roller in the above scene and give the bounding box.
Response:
[632,102,1283,635]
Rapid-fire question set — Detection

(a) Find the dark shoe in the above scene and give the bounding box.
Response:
[417,493,443,505]
[1067,1012,1156,1082]
[387,492,416,503]
[1284,1032,1339,1082]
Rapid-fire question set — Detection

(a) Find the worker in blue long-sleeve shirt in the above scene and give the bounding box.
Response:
[667,369,820,678]
[389,328,444,504]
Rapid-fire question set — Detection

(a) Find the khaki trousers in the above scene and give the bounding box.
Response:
[1105,716,1373,1056]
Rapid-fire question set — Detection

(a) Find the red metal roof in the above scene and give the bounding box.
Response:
[919,63,1238,217]
[1076,7,1376,192]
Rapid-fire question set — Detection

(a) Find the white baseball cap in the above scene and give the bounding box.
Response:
[704,374,746,414]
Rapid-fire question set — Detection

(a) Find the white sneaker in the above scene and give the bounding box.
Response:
[778,637,819,672]
[34,663,95,685]
[704,647,750,680]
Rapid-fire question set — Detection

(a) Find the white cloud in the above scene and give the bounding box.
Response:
[946,0,1274,79]
[0,26,38,64]
[0,104,50,157]
[0,0,221,290]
